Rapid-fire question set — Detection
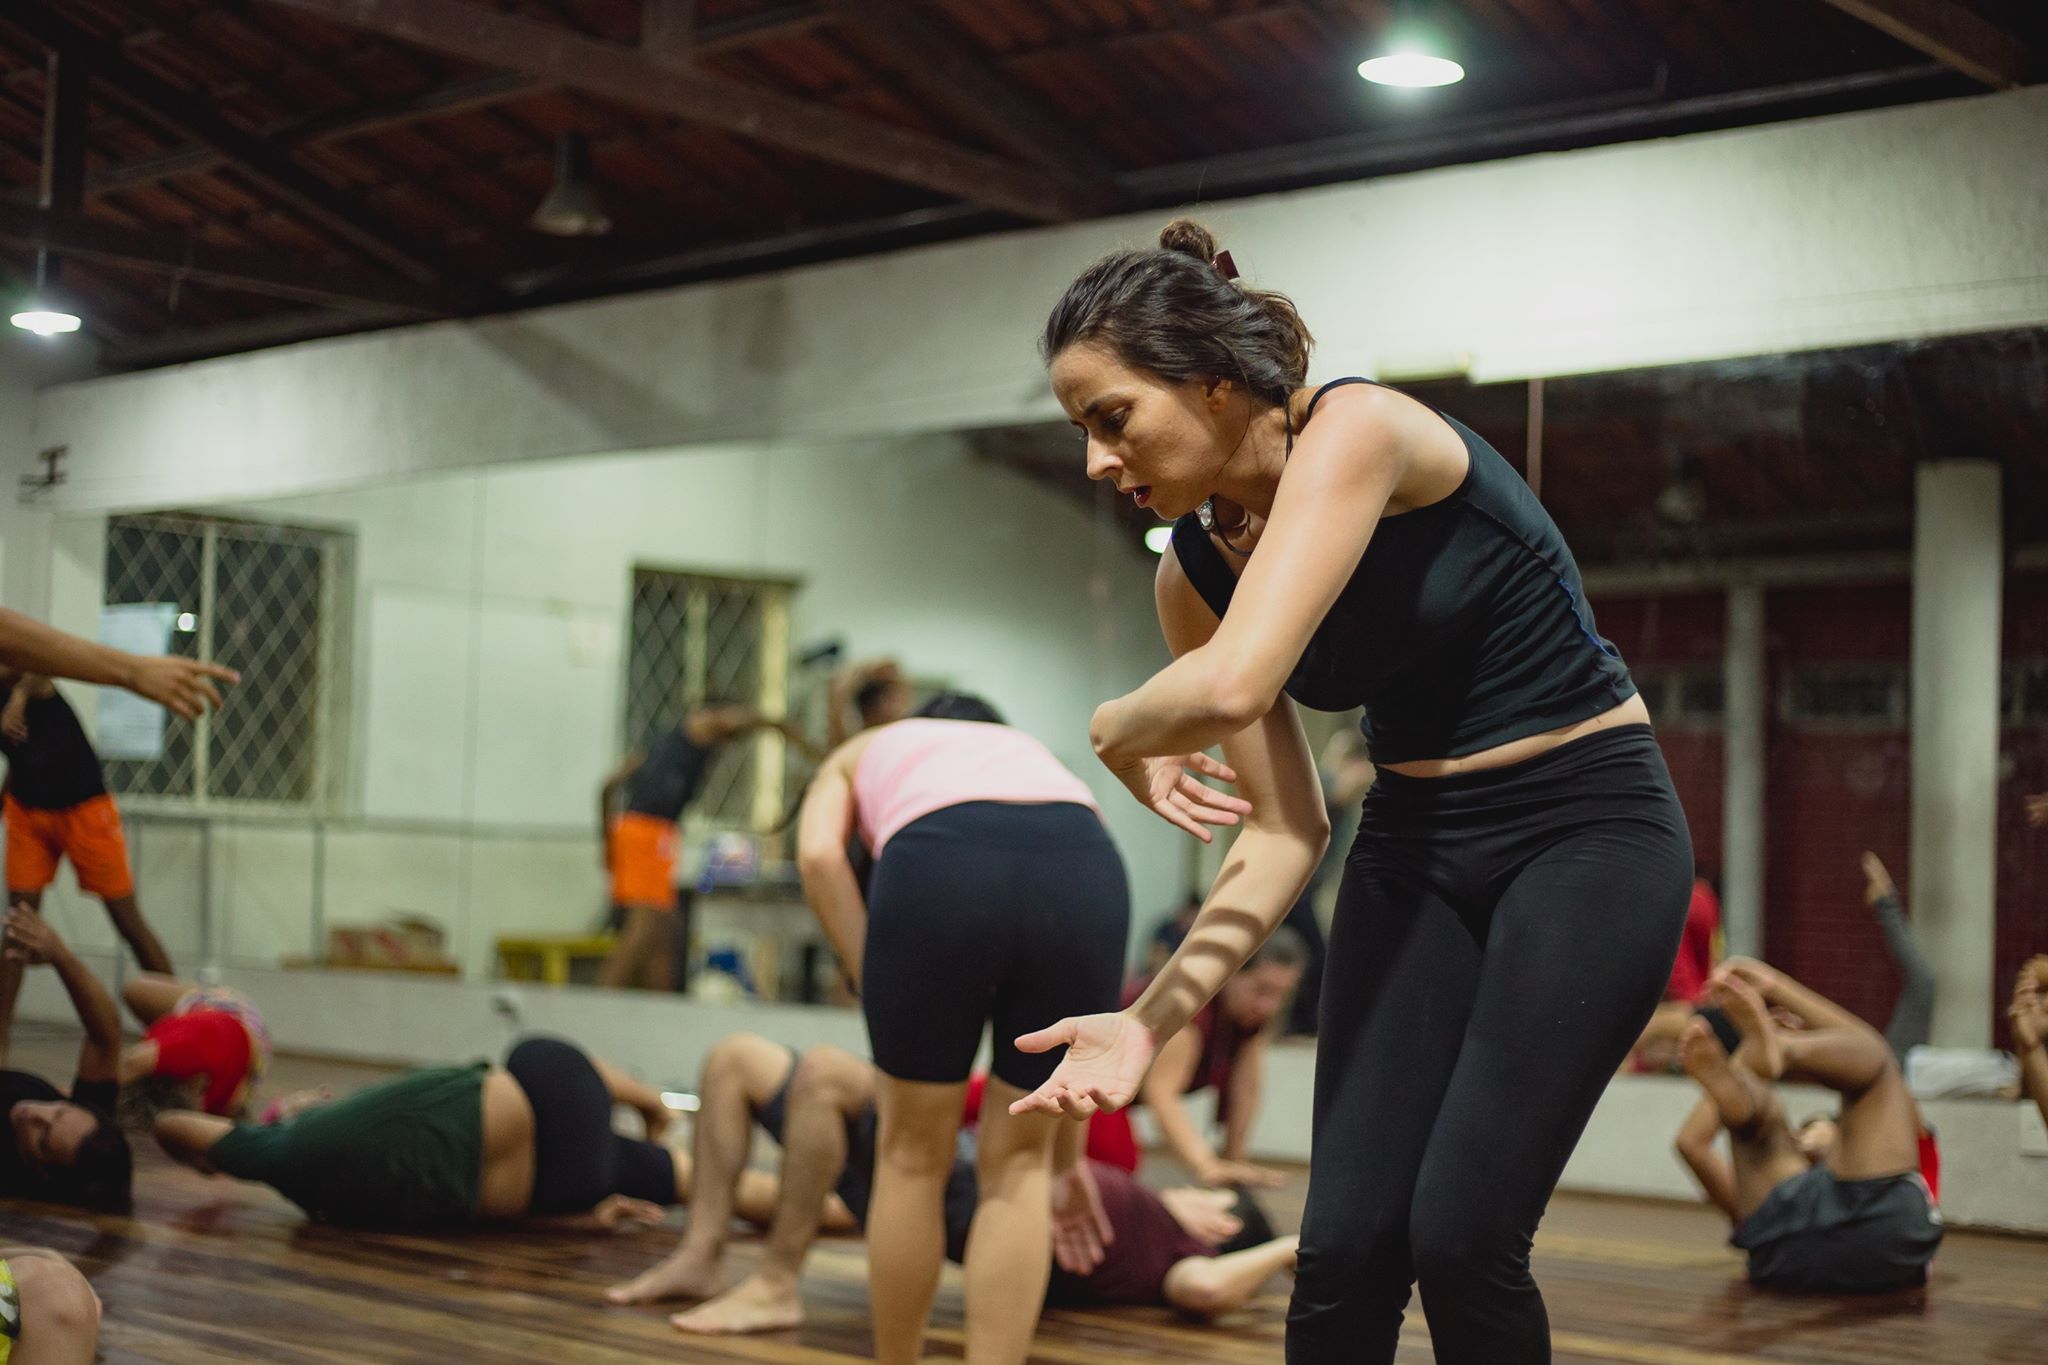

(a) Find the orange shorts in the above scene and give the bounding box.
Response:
[4,792,135,899]
[609,812,678,910]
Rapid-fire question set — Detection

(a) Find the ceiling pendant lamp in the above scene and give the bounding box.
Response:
[1358,0,1466,89]
[531,131,613,237]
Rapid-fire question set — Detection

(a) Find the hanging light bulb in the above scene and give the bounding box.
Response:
[530,131,613,237]
[10,279,82,337]
[9,302,82,336]
[1358,0,1466,89]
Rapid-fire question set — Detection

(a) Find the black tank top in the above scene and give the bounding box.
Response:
[1170,378,1636,765]
[0,690,109,809]
[624,725,714,822]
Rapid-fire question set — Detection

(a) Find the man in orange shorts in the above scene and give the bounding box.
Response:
[597,703,807,990]
[0,666,174,1057]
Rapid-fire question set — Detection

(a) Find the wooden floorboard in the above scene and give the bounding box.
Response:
[3,1035,2045,1361]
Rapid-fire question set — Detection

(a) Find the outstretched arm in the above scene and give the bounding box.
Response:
[0,608,238,718]
[1009,563,1328,1123]
[1123,564,1330,1048]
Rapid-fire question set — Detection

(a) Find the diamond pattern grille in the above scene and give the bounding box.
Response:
[102,514,350,810]
[626,569,782,827]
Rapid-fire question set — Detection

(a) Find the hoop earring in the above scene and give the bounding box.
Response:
[1198,402,1293,558]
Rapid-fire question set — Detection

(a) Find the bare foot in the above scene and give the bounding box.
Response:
[670,1273,805,1335]
[1713,972,1784,1081]
[605,1248,725,1306]
[1679,1018,1758,1131]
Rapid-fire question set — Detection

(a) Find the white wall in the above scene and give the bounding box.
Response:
[26,86,2048,515]
[35,434,1185,977]
[1,363,54,615]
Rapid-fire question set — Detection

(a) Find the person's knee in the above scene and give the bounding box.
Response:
[703,1032,777,1087]
[12,1252,103,1345]
[974,1110,1056,1186]
[789,1048,871,1113]
[879,1120,958,1180]
[1291,1212,1411,1314]
[1409,1204,1529,1301]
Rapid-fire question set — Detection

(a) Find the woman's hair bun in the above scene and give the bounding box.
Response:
[1157,217,1219,263]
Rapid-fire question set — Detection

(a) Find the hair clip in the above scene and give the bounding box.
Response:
[1211,250,1238,280]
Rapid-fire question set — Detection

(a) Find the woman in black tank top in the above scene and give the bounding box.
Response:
[1010,221,1692,1365]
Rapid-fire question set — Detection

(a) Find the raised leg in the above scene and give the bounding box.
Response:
[1678,1018,1808,1219]
[672,1047,874,1336]
[606,1034,793,1305]
[121,972,191,1027]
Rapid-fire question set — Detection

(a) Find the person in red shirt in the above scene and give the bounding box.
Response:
[1629,873,1723,1071]
[114,972,273,1122]
[1672,960,1941,1293]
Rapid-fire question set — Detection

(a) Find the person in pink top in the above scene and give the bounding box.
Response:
[795,692,1130,1365]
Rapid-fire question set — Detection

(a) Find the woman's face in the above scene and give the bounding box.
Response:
[10,1099,98,1170]
[1050,342,1231,521]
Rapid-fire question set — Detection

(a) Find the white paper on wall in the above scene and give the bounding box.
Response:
[95,602,178,759]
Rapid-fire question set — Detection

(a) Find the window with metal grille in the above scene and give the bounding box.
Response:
[101,513,352,810]
[1780,664,1907,730]
[2003,657,2048,724]
[1632,665,1725,729]
[624,567,793,829]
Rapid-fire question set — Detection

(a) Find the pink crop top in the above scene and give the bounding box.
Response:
[854,719,1101,856]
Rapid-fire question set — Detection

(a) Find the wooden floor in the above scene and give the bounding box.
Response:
[5,1034,2046,1362]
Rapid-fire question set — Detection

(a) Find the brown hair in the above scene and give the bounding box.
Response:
[1040,219,1313,409]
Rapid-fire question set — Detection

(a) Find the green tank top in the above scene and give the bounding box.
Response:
[209,1063,486,1228]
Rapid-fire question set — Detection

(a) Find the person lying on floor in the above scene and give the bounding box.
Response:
[608,1032,1296,1335]
[0,1244,101,1365]
[1673,959,1942,1294]
[154,1035,682,1231]
[0,908,130,1214]
[113,972,273,1126]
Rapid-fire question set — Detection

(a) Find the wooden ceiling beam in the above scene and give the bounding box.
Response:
[86,71,536,199]
[0,200,453,314]
[257,0,1093,221]
[825,0,1121,190]
[0,5,460,287]
[1816,0,2029,89]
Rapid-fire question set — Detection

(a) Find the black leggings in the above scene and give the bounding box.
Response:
[1289,726,1691,1365]
[863,801,1129,1090]
[504,1036,675,1216]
